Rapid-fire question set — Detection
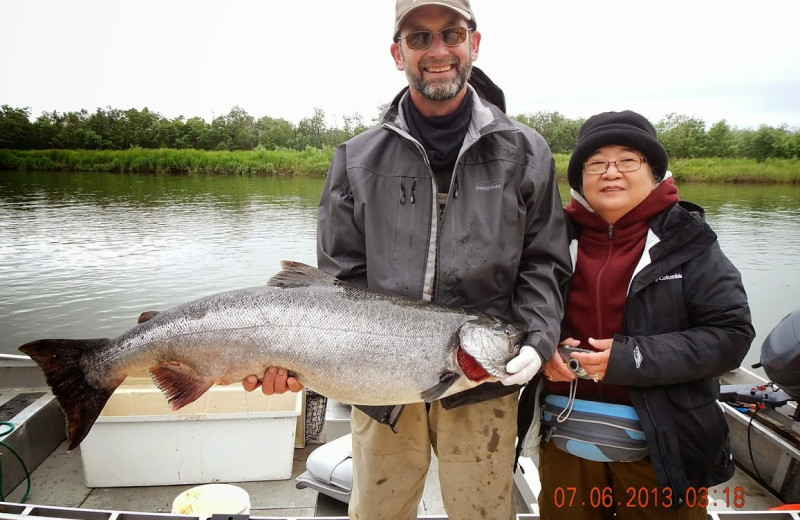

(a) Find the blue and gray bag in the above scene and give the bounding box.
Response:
[541,393,649,462]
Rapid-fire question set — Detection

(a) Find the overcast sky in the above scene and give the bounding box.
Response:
[2,0,799,131]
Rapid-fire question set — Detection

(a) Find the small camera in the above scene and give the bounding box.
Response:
[558,346,594,378]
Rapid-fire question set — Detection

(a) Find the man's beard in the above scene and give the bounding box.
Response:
[402,53,473,102]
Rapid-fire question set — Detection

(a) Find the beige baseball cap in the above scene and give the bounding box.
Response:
[394,0,476,37]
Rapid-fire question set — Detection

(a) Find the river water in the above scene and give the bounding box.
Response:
[1,171,799,375]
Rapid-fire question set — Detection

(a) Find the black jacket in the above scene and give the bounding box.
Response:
[519,200,754,508]
[610,200,754,506]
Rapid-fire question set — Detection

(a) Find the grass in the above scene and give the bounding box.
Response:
[1,149,798,182]
[665,157,800,183]
[0,148,335,177]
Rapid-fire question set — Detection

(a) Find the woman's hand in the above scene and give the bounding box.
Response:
[571,337,613,382]
[541,338,580,382]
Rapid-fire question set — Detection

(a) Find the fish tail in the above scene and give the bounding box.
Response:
[19,338,120,451]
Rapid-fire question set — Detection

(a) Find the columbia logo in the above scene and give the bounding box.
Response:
[475,180,502,192]
[633,345,643,369]
[657,273,682,282]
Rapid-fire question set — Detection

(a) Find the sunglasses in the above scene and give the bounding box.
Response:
[396,26,471,51]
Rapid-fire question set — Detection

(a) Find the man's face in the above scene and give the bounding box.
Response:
[391,6,480,104]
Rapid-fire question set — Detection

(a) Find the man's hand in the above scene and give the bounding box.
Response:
[500,345,543,386]
[242,367,304,395]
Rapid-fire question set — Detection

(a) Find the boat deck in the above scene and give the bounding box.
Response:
[0,440,791,519]
[1,362,797,519]
[4,438,533,518]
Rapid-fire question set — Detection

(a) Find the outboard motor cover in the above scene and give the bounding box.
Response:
[761,306,800,400]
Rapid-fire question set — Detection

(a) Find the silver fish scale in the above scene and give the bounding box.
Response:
[83,271,522,405]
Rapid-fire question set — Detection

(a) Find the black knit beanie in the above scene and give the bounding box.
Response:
[567,110,669,191]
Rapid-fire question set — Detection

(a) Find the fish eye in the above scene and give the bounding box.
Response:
[493,325,512,336]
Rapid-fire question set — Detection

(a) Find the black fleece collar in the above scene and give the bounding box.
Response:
[402,89,473,174]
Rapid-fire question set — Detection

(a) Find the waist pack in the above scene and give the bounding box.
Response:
[542,394,649,463]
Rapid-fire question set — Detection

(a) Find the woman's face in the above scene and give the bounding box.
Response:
[581,144,657,224]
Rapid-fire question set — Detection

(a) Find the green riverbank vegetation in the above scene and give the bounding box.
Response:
[1,105,799,182]
[0,148,335,176]
[3,148,797,183]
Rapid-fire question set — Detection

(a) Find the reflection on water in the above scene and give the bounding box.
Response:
[0,172,321,351]
[2,172,799,377]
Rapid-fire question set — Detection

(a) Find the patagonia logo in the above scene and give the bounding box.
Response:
[475,180,502,192]
[633,345,643,369]
[657,273,682,282]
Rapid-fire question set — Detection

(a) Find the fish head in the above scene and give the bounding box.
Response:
[457,316,525,380]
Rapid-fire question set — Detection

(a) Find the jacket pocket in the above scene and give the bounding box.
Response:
[666,380,731,483]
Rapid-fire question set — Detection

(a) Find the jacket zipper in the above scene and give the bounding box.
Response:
[386,119,509,302]
[641,393,681,507]
[624,296,681,507]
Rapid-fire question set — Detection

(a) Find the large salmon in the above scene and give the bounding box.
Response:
[20,261,525,450]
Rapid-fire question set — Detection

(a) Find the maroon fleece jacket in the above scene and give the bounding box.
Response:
[546,178,679,403]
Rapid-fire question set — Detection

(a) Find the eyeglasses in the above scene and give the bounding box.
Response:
[396,26,470,51]
[583,157,647,175]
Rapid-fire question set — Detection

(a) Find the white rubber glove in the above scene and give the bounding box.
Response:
[501,345,542,386]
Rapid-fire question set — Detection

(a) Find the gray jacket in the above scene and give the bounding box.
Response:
[317,76,571,423]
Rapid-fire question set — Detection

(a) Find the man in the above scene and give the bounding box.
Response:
[246,1,571,517]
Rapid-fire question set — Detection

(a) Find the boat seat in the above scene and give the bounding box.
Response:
[295,433,353,503]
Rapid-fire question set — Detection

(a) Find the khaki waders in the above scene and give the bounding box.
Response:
[348,393,518,520]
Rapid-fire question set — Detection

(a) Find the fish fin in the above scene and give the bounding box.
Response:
[19,338,118,451]
[420,371,460,402]
[137,310,160,324]
[268,260,338,288]
[150,363,213,410]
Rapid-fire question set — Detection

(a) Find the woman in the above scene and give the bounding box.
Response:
[533,110,754,519]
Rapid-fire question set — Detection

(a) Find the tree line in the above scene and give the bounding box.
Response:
[0,105,369,153]
[1,104,799,162]
[516,112,800,163]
